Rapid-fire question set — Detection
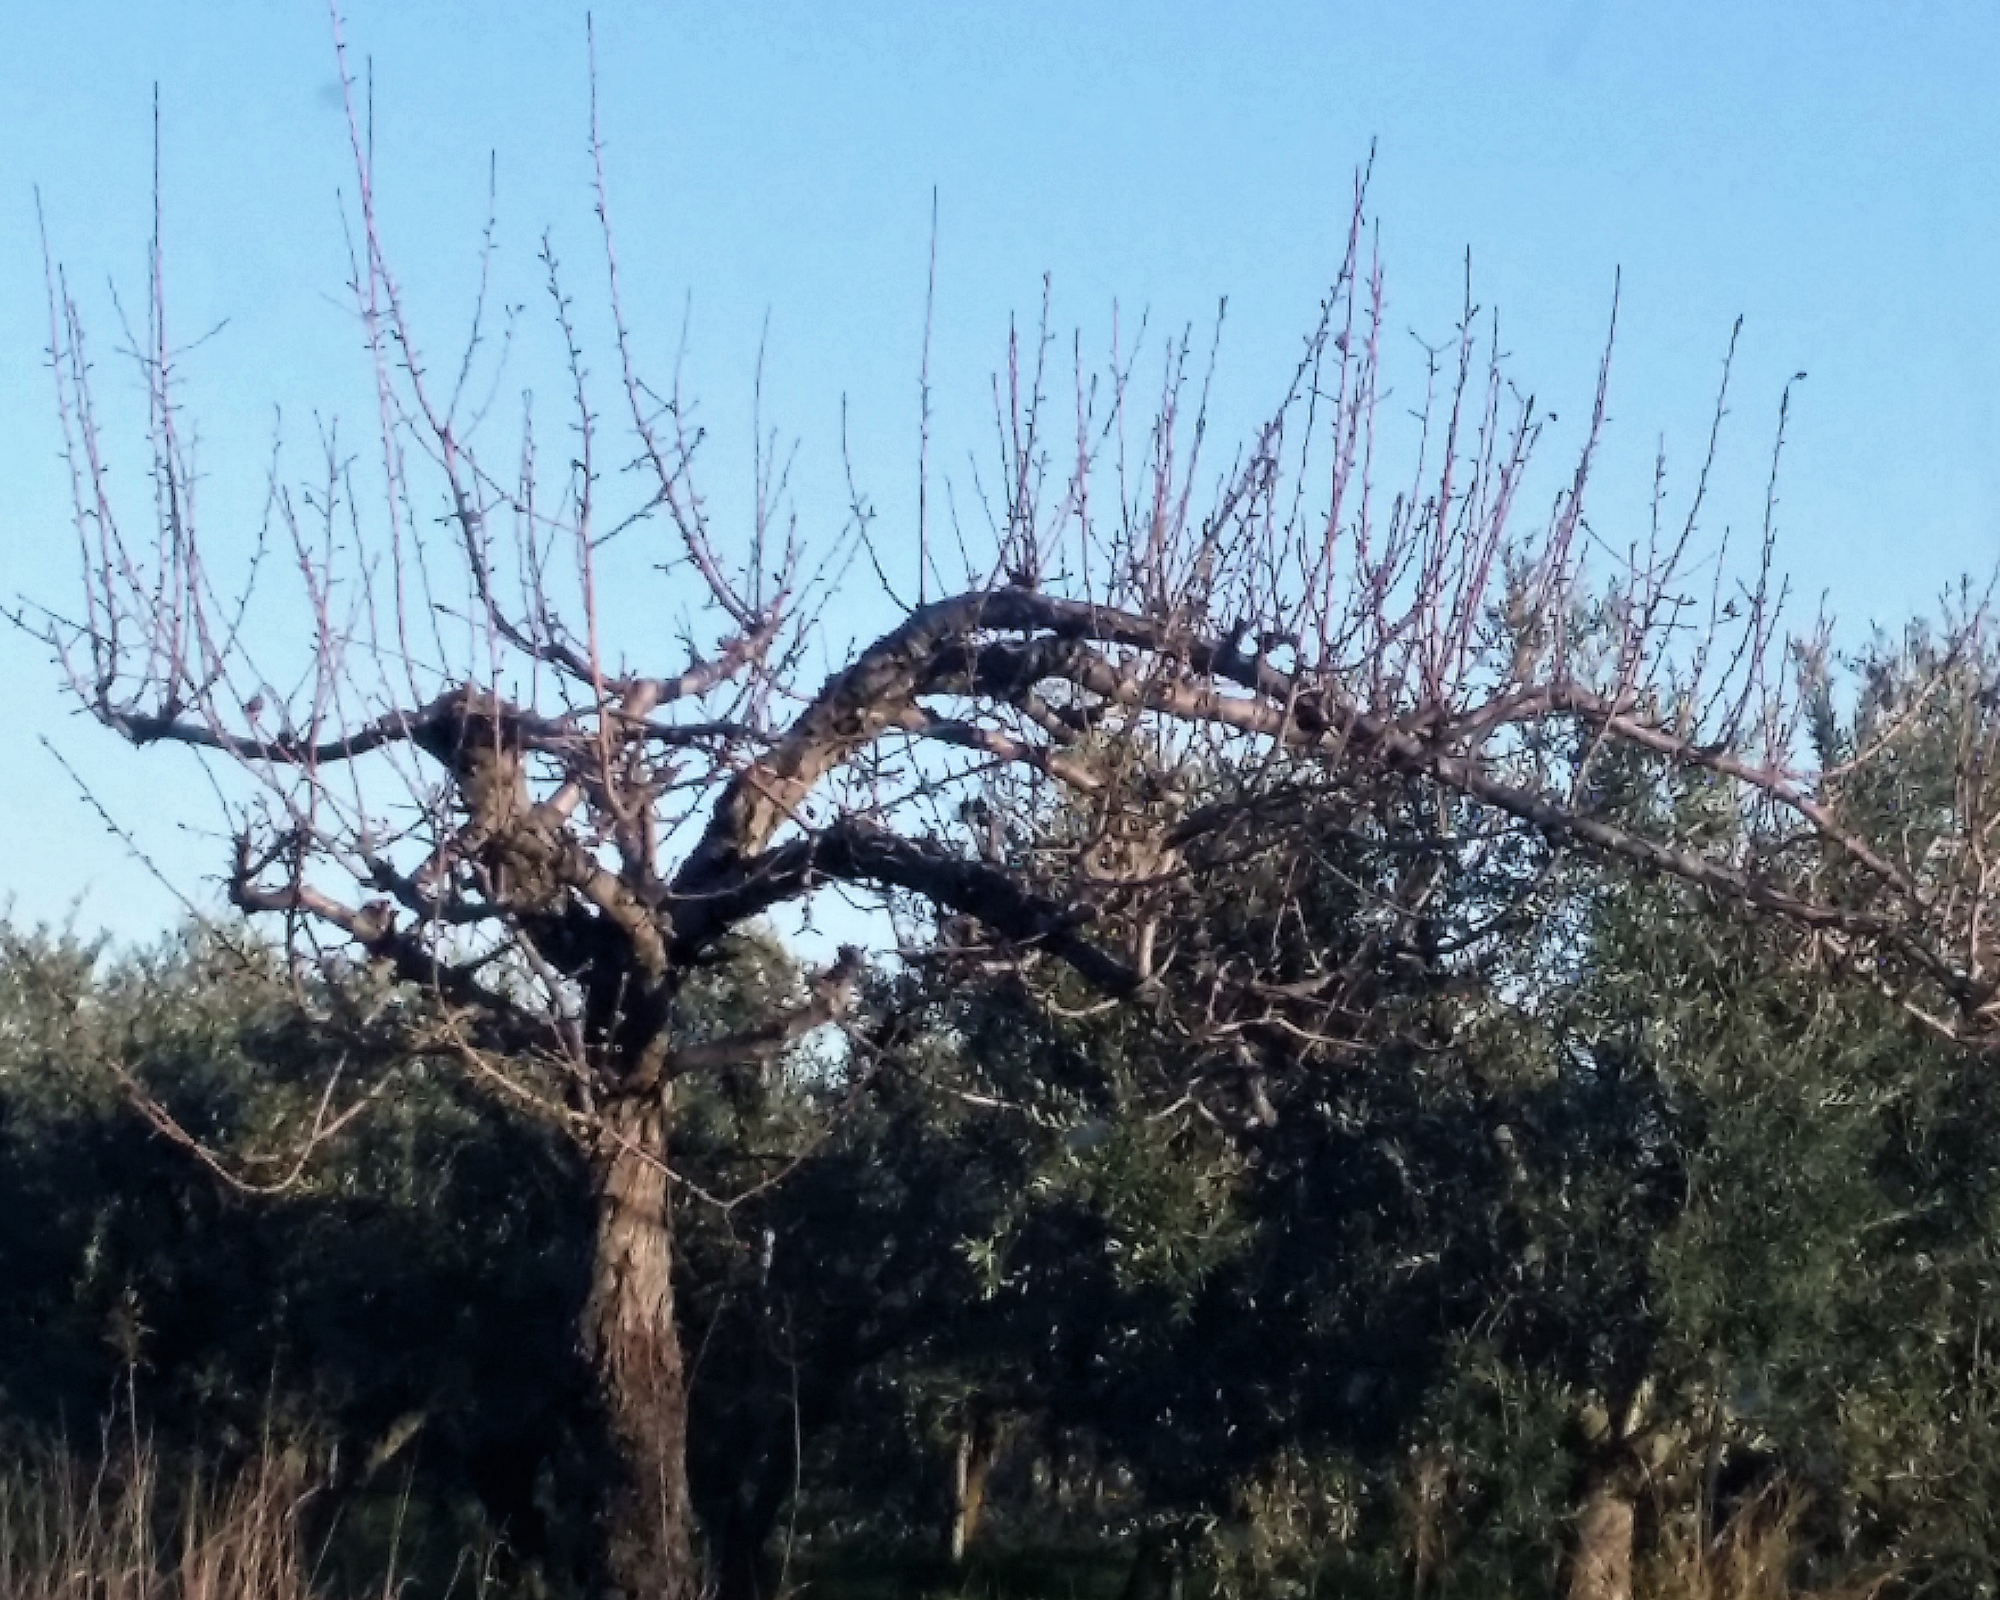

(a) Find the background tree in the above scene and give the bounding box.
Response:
[830,650,2000,1600]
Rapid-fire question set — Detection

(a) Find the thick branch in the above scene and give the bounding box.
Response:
[676,585,1981,1019]
[674,816,1144,999]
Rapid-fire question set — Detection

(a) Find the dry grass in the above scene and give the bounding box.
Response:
[0,1436,328,1600]
[1640,1488,1891,1600]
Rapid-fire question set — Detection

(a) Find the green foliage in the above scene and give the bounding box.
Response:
[0,920,594,1593]
[13,650,2000,1598]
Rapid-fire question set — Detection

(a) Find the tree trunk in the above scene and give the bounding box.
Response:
[1402,1450,1449,1600]
[948,1411,999,1565]
[1567,1471,1637,1600]
[585,1093,700,1600]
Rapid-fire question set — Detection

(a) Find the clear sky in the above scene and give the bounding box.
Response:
[3,1,1998,941]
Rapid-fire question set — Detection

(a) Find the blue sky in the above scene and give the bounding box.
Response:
[3,1,1998,940]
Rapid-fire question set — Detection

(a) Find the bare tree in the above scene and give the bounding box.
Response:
[27,29,2000,1600]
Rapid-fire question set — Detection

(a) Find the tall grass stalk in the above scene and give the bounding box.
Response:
[0,1436,323,1600]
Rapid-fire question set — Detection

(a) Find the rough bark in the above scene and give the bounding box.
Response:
[585,1092,699,1600]
[1567,1472,1637,1600]
[947,1411,1000,1565]
[1402,1449,1450,1600]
